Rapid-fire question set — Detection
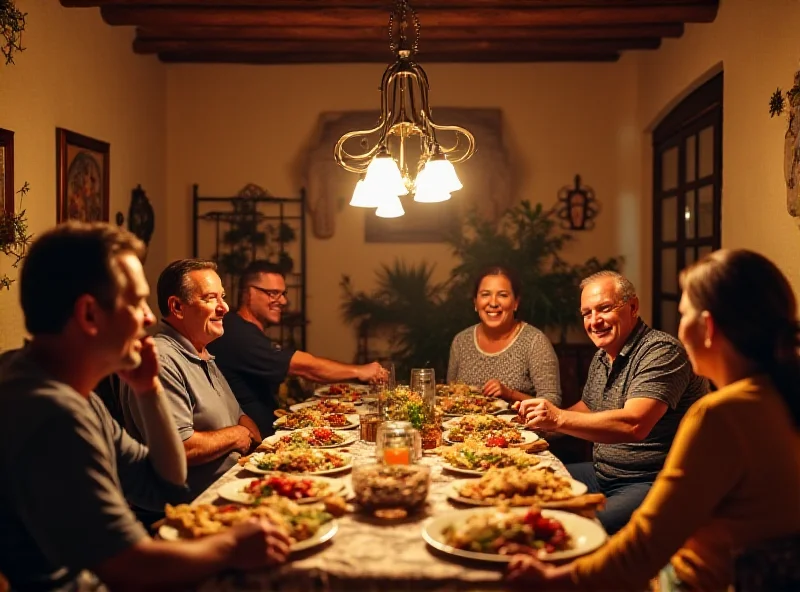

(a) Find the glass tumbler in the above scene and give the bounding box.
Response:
[410,368,436,419]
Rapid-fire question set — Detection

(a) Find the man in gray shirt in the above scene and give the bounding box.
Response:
[0,223,289,590]
[517,271,708,534]
[120,259,261,498]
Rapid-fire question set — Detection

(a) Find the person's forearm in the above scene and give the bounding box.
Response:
[506,389,531,403]
[238,415,261,443]
[556,408,648,444]
[183,427,246,466]
[543,564,579,589]
[96,533,236,591]
[567,400,591,413]
[290,352,358,383]
[135,385,187,486]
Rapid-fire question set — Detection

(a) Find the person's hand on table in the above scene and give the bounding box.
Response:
[482,379,512,400]
[506,553,555,584]
[231,426,255,455]
[513,398,563,431]
[357,361,389,384]
[227,517,291,569]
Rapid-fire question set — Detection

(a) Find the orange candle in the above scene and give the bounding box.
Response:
[383,447,410,465]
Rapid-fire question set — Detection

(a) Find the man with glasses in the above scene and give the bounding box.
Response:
[119,259,261,500]
[516,270,708,534]
[208,260,387,435]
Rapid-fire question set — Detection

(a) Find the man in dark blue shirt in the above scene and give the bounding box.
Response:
[209,261,386,435]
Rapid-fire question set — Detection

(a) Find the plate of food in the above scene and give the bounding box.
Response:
[436,395,509,417]
[313,383,369,401]
[259,428,358,451]
[242,449,353,476]
[438,442,550,476]
[442,414,516,437]
[422,506,607,562]
[447,466,588,506]
[273,409,360,431]
[157,498,338,553]
[442,428,538,448]
[435,383,482,397]
[217,474,345,505]
[290,398,358,414]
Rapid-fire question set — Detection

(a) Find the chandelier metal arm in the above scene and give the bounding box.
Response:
[333,0,475,198]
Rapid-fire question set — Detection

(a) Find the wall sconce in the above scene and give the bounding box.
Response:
[555,174,599,231]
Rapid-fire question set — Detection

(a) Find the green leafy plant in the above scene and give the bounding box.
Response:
[341,201,621,377]
[1,182,32,290]
[0,0,26,65]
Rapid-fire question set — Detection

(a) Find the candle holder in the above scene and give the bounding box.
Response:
[375,420,421,465]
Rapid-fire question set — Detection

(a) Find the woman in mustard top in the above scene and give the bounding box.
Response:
[507,249,800,591]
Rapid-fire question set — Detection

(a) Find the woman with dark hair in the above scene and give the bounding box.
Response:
[506,249,800,591]
[447,266,561,405]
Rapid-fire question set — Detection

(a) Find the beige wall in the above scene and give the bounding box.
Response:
[7,0,797,362]
[166,62,639,360]
[0,0,167,352]
[630,0,800,321]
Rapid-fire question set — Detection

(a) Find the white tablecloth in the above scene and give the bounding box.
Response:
[195,430,569,592]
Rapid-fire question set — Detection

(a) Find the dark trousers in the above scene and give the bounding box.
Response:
[566,461,653,535]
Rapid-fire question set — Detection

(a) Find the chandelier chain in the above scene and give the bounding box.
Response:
[388,0,420,56]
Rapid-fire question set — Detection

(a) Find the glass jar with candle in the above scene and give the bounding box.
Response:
[376,420,421,465]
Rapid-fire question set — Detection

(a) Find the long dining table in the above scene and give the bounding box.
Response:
[192,413,573,592]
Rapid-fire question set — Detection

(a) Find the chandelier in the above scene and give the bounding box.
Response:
[334,0,475,218]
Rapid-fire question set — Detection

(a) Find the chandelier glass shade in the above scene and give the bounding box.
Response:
[334,0,475,216]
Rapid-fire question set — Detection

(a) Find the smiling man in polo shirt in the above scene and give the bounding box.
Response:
[517,271,708,534]
[120,259,261,499]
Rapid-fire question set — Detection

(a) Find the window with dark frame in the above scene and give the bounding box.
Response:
[652,72,723,337]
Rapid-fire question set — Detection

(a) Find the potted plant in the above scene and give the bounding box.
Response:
[1,183,32,290]
[0,0,26,65]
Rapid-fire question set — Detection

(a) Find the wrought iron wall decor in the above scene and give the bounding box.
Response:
[192,184,307,350]
[555,174,599,231]
[128,184,155,246]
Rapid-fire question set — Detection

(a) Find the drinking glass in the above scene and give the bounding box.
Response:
[375,361,396,418]
[410,367,436,419]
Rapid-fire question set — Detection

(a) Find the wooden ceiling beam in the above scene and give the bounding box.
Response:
[157,49,621,64]
[63,0,715,8]
[101,5,718,28]
[135,22,684,42]
[133,37,660,55]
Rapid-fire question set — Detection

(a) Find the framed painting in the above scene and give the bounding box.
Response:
[56,128,110,223]
[0,128,14,219]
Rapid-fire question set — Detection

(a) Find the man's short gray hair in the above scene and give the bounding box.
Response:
[580,270,637,302]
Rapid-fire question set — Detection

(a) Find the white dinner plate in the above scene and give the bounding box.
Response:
[273,413,360,431]
[261,429,358,449]
[217,475,345,505]
[289,399,360,413]
[441,458,551,477]
[242,452,353,476]
[447,476,588,506]
[160,519,339,553]
[422,508,606,562]
[442,429,539,447]
[313,383,370,399]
